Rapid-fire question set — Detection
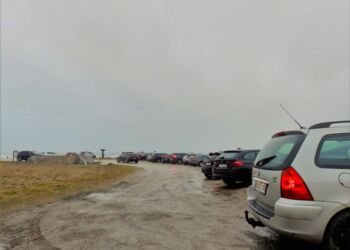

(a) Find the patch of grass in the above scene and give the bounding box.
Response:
[0,162,138,212]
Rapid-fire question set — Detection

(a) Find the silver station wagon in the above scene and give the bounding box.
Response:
[245,120,350,250]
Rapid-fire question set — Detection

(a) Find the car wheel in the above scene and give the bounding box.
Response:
[135,161,138,164]
[323,211,350,250]
[204,173,213,180]
[223,178,236,187]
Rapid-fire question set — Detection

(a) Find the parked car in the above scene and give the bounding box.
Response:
[146,153,154,161]
[201,154,221,179]
[183,154,193,165]
[169,153,187,164]
[245,120,350,250]
[212,150,259,186]
[80,151,96,158]
[150,153,166,163]
[161,154,171,163]
[188,154,209,167]
[45,152,57,155]
[137,152,147,161]
[17,151,37,161]
[117,153,139,163]
[66,152,79,157]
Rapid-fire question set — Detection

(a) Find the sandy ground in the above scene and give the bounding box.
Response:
[0,161,320,250]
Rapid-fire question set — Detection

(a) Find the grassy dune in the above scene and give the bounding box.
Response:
[0,162,137,212]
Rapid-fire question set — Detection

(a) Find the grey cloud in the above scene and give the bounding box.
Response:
[1,0,349,154]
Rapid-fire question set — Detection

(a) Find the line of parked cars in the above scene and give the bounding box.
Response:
[121,150,259,188]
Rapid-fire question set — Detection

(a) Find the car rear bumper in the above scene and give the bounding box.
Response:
[246,186,346,244]
[126,158,138,162]
[213,167,246,179]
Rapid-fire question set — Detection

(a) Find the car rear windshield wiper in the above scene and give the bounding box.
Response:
[255,155,276,168]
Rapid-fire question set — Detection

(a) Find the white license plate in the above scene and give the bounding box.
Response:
[218,164,227,168]
[206,162,211,166]
[254,180,268,195]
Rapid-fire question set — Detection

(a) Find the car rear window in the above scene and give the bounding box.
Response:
[218,151,241,160]
[316,133,350,169]
[255,134,306,170]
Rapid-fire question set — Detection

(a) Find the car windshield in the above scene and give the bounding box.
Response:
[255,134,306,170]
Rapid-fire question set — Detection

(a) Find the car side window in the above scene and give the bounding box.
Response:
[315,133,350,169]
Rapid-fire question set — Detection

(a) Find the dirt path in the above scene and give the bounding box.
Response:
[0,162,320,250]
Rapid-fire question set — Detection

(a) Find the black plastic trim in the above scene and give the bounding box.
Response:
[309,120,350,129]
[248,200,274,219]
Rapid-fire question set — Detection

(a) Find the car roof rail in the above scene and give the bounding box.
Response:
[309,120,350,129]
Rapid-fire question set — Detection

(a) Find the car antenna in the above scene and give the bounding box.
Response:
[280,104,305,129]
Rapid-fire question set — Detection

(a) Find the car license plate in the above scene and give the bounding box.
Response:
[206,162,211,166]
[218,164,227,168]
[254,179,268,195]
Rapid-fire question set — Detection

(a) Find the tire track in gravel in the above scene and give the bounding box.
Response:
[0,207,60,250]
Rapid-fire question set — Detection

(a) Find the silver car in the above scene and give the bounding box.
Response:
[245,120,350,250]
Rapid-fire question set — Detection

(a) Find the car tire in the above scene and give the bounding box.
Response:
[243,176,252,186]
[223,178,236,187]
[323,211,350,250]
[204,173,213,180]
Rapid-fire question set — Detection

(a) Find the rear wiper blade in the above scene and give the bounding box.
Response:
[255,155,276,168]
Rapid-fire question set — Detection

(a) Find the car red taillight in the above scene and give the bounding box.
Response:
[230,160,244,168]
[281,167,313,201]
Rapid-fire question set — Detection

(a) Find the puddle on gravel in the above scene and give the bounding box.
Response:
[246,231,321,250]
[86,193,115,201]
[209,183,247,197]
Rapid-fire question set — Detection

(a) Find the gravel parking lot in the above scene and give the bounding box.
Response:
[0,161,320,250]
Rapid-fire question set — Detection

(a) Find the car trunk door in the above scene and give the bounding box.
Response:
[252,133,307,216]
[252,168,282,215]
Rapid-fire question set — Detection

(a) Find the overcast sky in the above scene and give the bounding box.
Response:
[1,0,349,155]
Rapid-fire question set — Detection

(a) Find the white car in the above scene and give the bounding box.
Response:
[245,120,350,250]
[80,151,96,159]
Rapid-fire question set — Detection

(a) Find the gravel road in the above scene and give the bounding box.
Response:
[0,161,320,250]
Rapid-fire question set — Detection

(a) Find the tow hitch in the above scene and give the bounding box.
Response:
[245,211,264,228]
